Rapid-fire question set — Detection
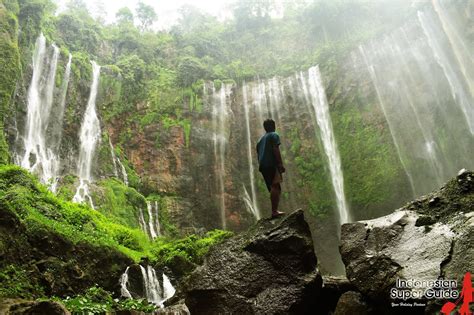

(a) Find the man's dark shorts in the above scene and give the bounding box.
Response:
[260,167,283,192]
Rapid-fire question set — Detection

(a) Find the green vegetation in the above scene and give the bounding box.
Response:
[58,286,156,313]
[0,265,44,299]
[0,164,231,263]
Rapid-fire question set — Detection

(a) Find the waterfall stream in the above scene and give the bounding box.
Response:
[120,265,176,308]
[242,82,260,219]
[358,5,474,197]
[211,83,231,229]
[306,66,351,224]
[20,34,62,191]
[73,61,101,208]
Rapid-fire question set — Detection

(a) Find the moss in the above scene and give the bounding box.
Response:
[95,178,146,229]
[0,265,44,298]
[151,229,233,276]
[0,4,21,165]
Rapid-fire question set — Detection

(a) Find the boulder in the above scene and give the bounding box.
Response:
[334,291,369,315]
[339,170,474,306]
[183,209,322,314]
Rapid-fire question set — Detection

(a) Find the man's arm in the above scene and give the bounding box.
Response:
[273,145,285,173]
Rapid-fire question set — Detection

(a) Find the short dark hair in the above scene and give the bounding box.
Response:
[263,119,275,132]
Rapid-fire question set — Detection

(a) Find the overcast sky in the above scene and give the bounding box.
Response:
[55,0,234,29]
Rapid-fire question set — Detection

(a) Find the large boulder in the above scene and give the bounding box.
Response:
[340,170,473,306]
[183,209,322,314]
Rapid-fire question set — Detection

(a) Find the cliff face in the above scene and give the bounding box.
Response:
[2,0,473,277]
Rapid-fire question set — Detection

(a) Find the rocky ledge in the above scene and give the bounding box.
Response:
[182,209,323,314]
[339,169,473,313]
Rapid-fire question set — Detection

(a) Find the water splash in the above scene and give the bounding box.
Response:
[73,61,101,208]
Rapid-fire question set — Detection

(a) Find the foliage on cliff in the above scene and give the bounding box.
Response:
[0,165,232,300]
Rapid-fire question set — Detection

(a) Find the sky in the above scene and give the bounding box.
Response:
[55,0,234,29]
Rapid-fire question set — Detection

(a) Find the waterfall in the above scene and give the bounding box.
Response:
[20,34,62,191]
[108,137,129,185]
[117,157,129,186]
[108,137,119,178]
[162,273,176,303]
[306,66,351,224]
[357,4,474,197]
[146,201,159,239]
[120,266,132,298]
[359,45,417,195]
[73,61,101,208]
[418,10,473,134]
[212,83,231,229]
[138,208,148,235]
[242,82,260,220]
[120,265,175,307]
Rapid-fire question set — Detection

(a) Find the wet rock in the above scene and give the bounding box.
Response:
[183,209,322,314]
[334,291,368,315]
[340,171,474,309]
[316,276,356,314]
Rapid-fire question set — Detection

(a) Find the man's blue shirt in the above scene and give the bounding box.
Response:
[256,132,281,170]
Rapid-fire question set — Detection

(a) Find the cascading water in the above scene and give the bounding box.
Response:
[117,157,129,186]
[358,3,474,196]
[120,266,132,298]
[20,34,62,191]
[138,208,148,235]
[212,83,231,229]
[73,61,101,208]
[146,201,160,239]
[306,66,351,225]
[417,10,473,134]
[242,82,260,220]
[108,137,119,178]
[120,265,175,308]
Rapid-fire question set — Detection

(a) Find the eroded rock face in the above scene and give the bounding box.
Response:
[339,170,474,303]
[183,209,322,314]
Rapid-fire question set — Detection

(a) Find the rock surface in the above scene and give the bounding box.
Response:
[333,291,368,315]
[183,209,322,314]
[340,170,474,304]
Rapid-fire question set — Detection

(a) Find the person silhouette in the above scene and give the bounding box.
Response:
[256,119,285,218]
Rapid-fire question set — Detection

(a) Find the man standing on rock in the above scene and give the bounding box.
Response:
[256,119,286,218]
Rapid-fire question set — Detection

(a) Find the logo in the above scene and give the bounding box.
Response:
[441,272,473,315]
[390,272,473,313]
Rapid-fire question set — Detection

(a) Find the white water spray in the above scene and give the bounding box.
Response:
[242,82,260,220]
[306,66,351,224]
[21,35,62,190]
[73,61,101,208]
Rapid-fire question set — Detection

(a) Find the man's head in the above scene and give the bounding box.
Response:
[263,119,276,132]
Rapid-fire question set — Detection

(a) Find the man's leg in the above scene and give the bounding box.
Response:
[270,182,281,214]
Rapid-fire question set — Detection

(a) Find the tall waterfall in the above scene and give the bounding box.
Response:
[20,34,62,191]
[242,82,260,220]
[306,66,351,224]
[358,2,474,196]
[212,83,231,229]
[73,62,101,208]
[120,265,175,308]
